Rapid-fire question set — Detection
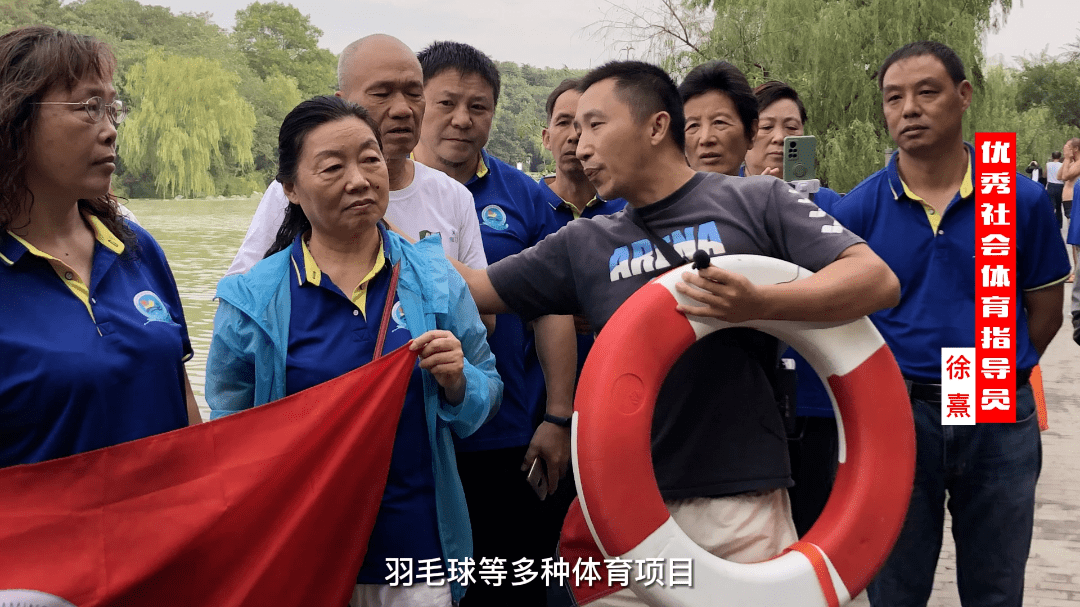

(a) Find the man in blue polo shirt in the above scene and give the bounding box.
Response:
[829,41,1069,607]
[413,41,577,607]
[539,77,627,377]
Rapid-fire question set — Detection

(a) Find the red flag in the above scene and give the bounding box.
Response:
[0,344,418,607]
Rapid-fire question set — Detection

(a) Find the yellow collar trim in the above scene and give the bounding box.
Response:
[476,154,489,179]
[299,238,323,286]
[6,214,125,260]
[900,149,974,202]
[300,234,387,318]
[87,215,125,254]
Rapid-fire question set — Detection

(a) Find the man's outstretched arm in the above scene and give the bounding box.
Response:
[450,259,511,315]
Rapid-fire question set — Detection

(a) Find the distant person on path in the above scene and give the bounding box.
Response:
[1046,150,1064,227]
[413,40,578,607]
[829,40,1069,607]
[1058,138,1080,280]
[1024,160,1042,186]
[0,26,201,468]
[225,34,487,277]
[205,96,501,607]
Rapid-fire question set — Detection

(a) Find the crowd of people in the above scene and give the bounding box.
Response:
[1,22,1076,607]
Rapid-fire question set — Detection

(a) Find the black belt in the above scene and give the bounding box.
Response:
[904,368,1032,402]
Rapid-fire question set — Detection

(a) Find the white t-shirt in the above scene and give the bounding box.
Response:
[1047,161,1063,185]
[225,160,488,275]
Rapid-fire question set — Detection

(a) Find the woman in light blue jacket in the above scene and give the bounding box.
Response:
[205,96,501,607]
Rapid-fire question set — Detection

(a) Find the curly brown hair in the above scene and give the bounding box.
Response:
[0,25,134,247]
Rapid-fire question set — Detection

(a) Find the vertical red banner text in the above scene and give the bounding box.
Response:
[974,132,1017,423]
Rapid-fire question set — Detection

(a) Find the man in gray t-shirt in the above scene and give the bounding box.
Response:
[455,60,899,604]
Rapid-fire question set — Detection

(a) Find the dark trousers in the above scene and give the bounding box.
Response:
[786,416,839,537]
[1047,183,1064,227]
[456,445,574,607]
[868,384,1040,607]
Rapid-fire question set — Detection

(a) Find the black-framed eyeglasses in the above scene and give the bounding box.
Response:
[33,96,128,125]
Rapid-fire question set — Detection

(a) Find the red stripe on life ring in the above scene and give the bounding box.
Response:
[785,542,840,607]
[801,344,915,596]
[574,281,697,556]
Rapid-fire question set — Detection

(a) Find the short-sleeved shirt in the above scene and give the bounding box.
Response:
[830,145,1070,382]
[282,230,440,584]
[454,149,555,452]
[488,172,863,498]
[538,176,627,376]
[1047,161,1064,185]
[1,217,191,467]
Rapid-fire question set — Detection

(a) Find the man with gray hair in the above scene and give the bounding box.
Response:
[226,34,487,276]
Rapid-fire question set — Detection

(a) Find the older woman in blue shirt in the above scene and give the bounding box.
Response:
[205,96,501,607]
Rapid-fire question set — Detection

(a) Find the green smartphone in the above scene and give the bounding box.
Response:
[783,135,817,181]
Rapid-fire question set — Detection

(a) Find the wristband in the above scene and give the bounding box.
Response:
[543,413,572,428]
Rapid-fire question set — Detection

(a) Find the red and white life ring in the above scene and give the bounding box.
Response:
[571,254,915,607]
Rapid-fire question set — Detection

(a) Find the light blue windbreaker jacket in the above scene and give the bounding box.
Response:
[205,231,502,602]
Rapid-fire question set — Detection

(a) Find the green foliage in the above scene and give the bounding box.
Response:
[1016,54,1080,130]
[487,61,586,172]
[609,0,1030,191]
[232,1,336,98]
[119,50,256,198]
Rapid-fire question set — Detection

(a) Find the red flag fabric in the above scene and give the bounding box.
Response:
[0,344,418,607]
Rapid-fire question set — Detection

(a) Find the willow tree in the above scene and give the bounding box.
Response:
[596,0,1015,191]
[119,50,256,198]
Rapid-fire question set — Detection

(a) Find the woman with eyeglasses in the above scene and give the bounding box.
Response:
[0,26,201,469]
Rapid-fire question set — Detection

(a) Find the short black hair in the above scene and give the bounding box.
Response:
[1052,151,1063,160]
[578,60,685,150]
[753,81,808,126]
[878,41,967,89]
[678,60,757,142]
[417,41,501,107]
[546,77,581,123]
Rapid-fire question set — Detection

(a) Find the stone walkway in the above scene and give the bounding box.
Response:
[850,293,1080,606]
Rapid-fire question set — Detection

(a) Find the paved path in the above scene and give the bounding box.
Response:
[850,293,1080,606]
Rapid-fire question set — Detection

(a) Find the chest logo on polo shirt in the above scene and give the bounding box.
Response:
[133,290,177,325]
[391,301,408,331]
[481,205,508,230]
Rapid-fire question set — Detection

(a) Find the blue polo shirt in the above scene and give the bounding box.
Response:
[456,149,553,451]
[537,175,627,377]
[1068,181,1080,245]
[1,217,191,467]
[830,144,1070,382]
[283,229,441,583]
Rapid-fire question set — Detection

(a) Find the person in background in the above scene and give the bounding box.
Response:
[225,34,487,279]
[413,40,577,607]
[679,60,758,176]
[205,96,501,607]
[1046,151,1064,228]
[1024,160,1042,186]
[539,77,627,377]
[0,25,201,469]
[830,41,1068,607]
[1058,138,1080,281]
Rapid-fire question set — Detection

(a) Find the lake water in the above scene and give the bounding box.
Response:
[125,197,261,420]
